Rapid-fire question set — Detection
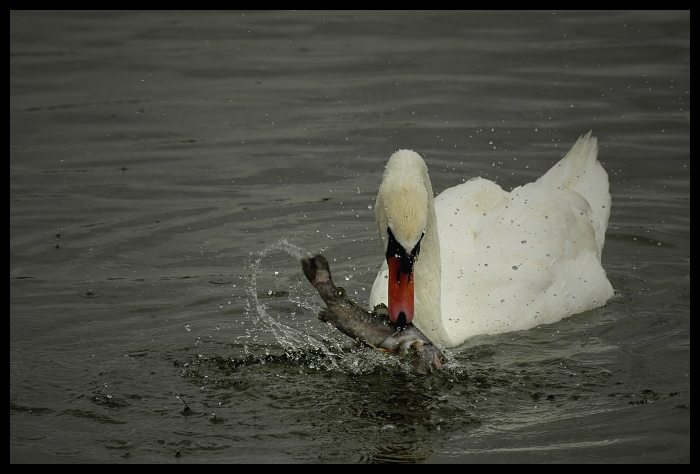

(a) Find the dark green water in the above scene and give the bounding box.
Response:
[11,10,689,463]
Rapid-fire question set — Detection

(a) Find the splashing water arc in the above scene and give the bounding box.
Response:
[243,238,341,366]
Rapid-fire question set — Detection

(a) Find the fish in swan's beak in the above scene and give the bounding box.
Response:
[386,228,422,326]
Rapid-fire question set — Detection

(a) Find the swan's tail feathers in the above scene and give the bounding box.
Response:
[537,131,611,254]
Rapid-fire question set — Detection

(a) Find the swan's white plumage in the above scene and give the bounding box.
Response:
[369,132,614,348]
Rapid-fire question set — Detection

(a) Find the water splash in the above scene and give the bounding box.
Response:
[241,237,421,374]
[243,238,342,368]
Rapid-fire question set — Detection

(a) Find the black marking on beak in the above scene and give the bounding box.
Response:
[386,228,424,282]
[396,311,407,327]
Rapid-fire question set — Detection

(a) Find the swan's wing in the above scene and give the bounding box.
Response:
[536,131,610,254]
[435,175,613,338]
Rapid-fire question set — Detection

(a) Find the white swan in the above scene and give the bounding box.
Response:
[369,131,614,348]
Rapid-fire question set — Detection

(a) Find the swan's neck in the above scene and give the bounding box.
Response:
[375,150,450,347]
[413,192,450,346]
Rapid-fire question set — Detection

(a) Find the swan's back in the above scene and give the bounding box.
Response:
[434,132,613,344]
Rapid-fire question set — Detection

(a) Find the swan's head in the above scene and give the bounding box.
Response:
[375,150,432,326]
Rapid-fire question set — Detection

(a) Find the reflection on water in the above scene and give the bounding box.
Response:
[11,10,689,463]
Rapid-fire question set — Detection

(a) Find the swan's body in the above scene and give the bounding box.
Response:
[369,132,614,348]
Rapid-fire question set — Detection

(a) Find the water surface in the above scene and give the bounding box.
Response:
[10,10,690,463]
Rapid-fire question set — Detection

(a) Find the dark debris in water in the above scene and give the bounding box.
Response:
[626,388,661,406]
[177,396,194,415]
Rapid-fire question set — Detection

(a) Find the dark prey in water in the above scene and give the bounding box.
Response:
[301,254,445,374]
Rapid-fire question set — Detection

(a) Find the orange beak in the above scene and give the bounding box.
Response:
[387,256,415,326]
